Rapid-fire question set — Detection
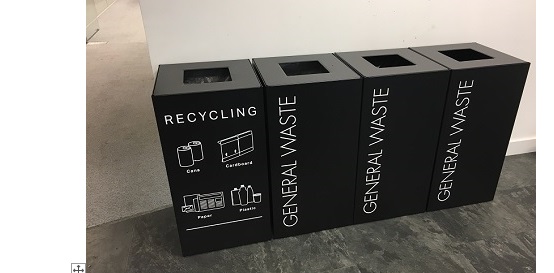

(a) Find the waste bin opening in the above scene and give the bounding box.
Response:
[363,54,415,68]
[183,67,232,84]
[439,49,493,62]
[279,61,329,76]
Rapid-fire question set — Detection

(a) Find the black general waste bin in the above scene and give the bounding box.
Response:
[151,59,272,256]
[411,43,530,211]
[335,48,450,224]
[252,54,362,238]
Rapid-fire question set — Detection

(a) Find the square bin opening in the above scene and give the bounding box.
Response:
[363,54,415,68]
[183,67,232,84]
[279,61,329,76]
[439,49,493,62]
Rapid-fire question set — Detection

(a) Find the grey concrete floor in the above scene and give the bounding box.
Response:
[87,0,171,227]
[86,153,535,273]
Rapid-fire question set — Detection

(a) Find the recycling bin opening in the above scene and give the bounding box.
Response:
[439,48,493,62]
[183,67,232,84]
[279,60,329,76]
[362,54,415,68]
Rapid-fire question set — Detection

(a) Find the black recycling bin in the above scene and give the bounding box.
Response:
[151,59,272,256]
[252,54,362,238]
[335,48,450,224]
[411,43,530,211]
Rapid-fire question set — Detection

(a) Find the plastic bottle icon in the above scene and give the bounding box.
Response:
[247,185,254,204]
[231,185,260,206]
[239,185,248,206]
[231,188,240,206]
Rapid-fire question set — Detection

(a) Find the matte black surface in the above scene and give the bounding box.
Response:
[411,43,530,211]
[253,54,362,238]
[336,48,449,224]
[86,153,536,273]
[152,59,272,256]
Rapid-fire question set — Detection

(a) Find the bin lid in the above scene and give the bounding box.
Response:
[410,42,528,70]
[153,59,261,96]
[335,48,447,78]
[252,53,359,87]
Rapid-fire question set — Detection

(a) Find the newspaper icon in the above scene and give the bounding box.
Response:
[182,192,225,213]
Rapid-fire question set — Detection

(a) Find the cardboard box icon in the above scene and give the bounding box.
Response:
[217,130,254,162]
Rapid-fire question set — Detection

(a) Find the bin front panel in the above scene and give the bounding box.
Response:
[152,59,272,256]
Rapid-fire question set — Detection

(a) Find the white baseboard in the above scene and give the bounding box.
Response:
[506,137,536,156]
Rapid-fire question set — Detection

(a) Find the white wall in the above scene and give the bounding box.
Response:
[87,0,118,40]
[86,0,99,40]
[138,0,536,155]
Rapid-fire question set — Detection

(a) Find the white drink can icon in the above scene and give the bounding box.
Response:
[253,193,261,203]
[188,141,204,161]
[177,145,194,167]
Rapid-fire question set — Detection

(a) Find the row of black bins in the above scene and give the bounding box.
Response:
[151,43,530,256]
